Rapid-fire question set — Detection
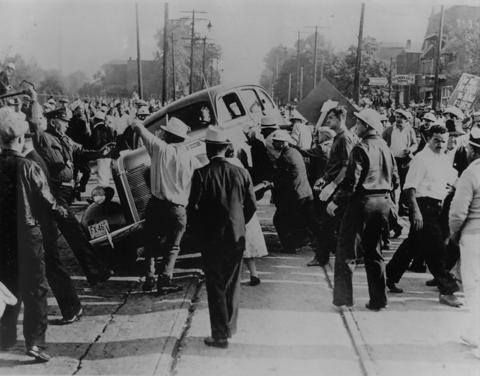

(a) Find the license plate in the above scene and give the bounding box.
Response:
[88,219,110,239]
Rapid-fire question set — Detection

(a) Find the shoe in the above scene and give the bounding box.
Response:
[426,278,439,286]
[249,276,261,286]
[460,335,479,348]
[204,337,228,349]
[60,307,83,325]
[307,258,322,267]
[26,346,51,362]
[0,338,16,351]
[387,279,403,293]
[157,278,182,294]
[333,304,354,312]
[365,303,388,311]
[408,265,427,273]
[142,276,156,292]
[439,294,462,307]
[89,269,114,287]
[381,244,390,250]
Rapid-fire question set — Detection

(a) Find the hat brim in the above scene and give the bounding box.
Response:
[354,112,383,133]
[160,125,187,140]
[204,139,231,144]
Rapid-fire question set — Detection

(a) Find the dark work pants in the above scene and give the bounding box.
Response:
[202,250,243,340]
[273,196,322,253]
[143,197,187,280]
[73,157,91,192]
[395,157,410,214]
[41,218,82,319]
[314,201,344,265]
[0,226,48,349]
[53,186,109,284]
[333,195,390,307]
[386,197,459,295]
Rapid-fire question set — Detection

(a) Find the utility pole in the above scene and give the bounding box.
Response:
[388,56,393,99]
[210,59,214,86]
[171,32,176,101]
[320,55,324,81]
[135,3,143,99]
[313,26,318,88]
[181,9,209,94]
[432,5,445,111]
[300,66,304,99]
[288,73,292,103]
[296,31,301,100]
[202,37,207,88]
[353,3,365,104]
[161,3,169,105]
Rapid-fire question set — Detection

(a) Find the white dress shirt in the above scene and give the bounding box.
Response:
[404,146,457,201]
[144,132,200,206]
[390,126,410,158]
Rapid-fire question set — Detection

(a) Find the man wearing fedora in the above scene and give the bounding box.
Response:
[189,126,256,348]
[329,109,398,310]
[132,117,199,293]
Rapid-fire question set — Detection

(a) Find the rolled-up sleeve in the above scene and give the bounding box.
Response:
[449,169,475,236]
[403,155,426,191]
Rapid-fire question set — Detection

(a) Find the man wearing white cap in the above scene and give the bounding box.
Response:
[0,107,68,362]
[189,126,256,348]
[329,109,398,310]
[132,117,199,293]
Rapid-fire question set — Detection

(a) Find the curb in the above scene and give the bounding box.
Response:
[152,276,203,376]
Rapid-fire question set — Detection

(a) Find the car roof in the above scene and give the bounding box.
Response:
[144,82,266,127]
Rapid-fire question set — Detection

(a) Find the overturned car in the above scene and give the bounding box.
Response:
[82,83,287,259]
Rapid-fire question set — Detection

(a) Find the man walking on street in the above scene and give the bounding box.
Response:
[132,117,199,293]
[189,126,256,349]
[308,106,356,267]
[0,107,67,362]
[329,109,398,310]
[386,124,461,307]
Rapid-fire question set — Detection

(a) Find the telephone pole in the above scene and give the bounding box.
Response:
[288,73,292,103]
[181,9,209,94]
[353,3,365,104]
[296,31,301,100]
[313,26,318,88]
[432,5,445,111]
[300,66,304,99]
[161,3,169,105]
[171,32,176,101]
[135,3,143,99]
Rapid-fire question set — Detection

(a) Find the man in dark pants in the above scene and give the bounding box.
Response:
[22,134,83,324]
[132,117,199,292]
[386,124,461,307]
[189,126,256,349]
[28,90,113,286]
[0,107,68,362]
[329,109,398,310]
[308,106,356,267]
[270,130,322,253]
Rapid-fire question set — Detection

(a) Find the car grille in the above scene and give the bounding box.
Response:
[126,164,152,220]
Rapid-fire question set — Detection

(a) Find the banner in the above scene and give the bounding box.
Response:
[448,73,480,111]
[368,77,388,86]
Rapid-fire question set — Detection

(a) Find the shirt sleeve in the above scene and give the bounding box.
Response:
[403,154,426,191]
[143,131,166,156]
[449,169,475,236]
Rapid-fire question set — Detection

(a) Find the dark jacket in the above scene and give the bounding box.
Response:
[272,146,312,206]
[91,121,114,150]
[67,115,91,148]
[249,137,275,185]
[323,129,356,184]
[0,150,62,236]
[189,157,256,255]
[335,131,399,204]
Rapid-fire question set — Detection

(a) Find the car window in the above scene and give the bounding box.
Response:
[239,89,263,114]
[257,89,276,111]
[217,93,246,121]
[146,101,215,135]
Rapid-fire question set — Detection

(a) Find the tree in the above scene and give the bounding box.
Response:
[38,70,65,96]
[155,19,222,99]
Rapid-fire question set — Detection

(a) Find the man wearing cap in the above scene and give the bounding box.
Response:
[449,127,480,356]
[271,129,323,254]
[0,106,68,362]
[290,116,312,150]
[308,106,356,267]
[28,89,114,286]
[132,117,199,293]
[382,108,418,215]
[189,126,256,349]
[386,124,461,307]
[0,62,15,96]
[91,110,115,187]
[328,109,398,310]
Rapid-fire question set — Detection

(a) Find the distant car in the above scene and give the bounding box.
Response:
[85,83,286,254]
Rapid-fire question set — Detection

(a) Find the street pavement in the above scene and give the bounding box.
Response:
[0,182,479,375]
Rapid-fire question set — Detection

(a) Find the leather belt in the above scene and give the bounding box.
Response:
[60,180,75,188]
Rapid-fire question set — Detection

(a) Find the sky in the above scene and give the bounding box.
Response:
[0,0,478,84]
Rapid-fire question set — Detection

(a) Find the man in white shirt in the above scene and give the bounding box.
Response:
[132,117,199,292]
[386,124,461,307]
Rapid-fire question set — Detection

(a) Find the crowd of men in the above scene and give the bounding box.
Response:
[1,61,480,360]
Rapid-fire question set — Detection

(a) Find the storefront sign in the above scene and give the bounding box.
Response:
[393,74,415,85]
[448,73,480,111]
[368,77,388,86]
